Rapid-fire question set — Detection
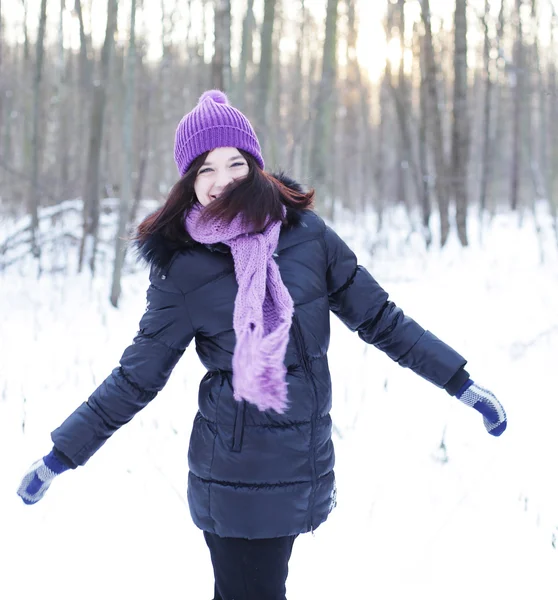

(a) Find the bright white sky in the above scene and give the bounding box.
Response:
[5,0,548,83]
[1,196,558,598]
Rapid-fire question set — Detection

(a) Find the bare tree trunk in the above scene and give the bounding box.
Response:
[525,1,545,261]
[488,0,506,217]
[78,0,118,274]
[302,16,320,182]
[111,0,137,307]
[310,0,339,219]
[74,0,92,204]
[549,9,558,246]
[527,0,555,254]
[236,0,255,110]
[478,0,493,226]
[421,0,450,246]
[394,1,407,212]
[375,83,388,234]
[212,0,231,92]
[452,0,469,246]
[255,0,276,153]
[0,0,13,185]
[130,72,152,226]
[268,2,283,168]
[385,0,424,228]
[74,0,90,87]
[532,0,548,202]
[56,0,70,200]
[0,0,4,142]
[287,0,309,178]
[199,0,210,91]
[186,0,194,50]
[377,14,392,237]
[2,75,12,176]
[342,0,362,211]
[154,1,170,197]
[418,24,432,248]
[29,0,48,260]
[21,0,29,61]
[510,0,524,212]
[21,0,32,201]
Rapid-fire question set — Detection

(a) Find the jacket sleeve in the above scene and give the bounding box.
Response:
[51,264,196,466]
[323,224,468,392]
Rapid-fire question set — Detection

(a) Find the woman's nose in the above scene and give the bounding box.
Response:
[213,172,234,190]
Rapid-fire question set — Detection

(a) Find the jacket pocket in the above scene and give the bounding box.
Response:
[231,399,246,452]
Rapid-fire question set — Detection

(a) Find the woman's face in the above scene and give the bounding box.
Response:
[194,147,249,206]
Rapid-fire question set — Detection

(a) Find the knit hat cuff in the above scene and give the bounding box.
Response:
[176,126,264,176]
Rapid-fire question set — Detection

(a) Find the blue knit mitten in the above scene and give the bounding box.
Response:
[17,451,69,505]
[456,380,507,436]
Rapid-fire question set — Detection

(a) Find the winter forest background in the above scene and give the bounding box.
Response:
[1,1,558,598]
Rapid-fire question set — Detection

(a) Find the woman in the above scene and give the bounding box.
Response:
[17,90,507,600]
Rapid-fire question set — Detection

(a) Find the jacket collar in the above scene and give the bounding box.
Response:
[135,172,308,273]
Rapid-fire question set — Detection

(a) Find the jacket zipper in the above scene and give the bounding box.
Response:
[219,371,245,453]
[231,399,246,452]
[291,314,318,532]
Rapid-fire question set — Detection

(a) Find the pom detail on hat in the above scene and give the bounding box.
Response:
[199,90,228,105]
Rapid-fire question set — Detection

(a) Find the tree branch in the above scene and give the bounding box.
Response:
[0,159,57,201]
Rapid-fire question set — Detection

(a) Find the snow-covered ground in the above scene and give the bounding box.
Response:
[1,204,557,599]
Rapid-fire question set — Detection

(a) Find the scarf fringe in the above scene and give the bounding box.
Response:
[232,318,292,413]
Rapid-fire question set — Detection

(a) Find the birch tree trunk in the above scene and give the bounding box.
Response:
[29,0,47,259]
[489,0,506,217]
[394,1,407,212]
[343,0,361,211]
[268,2,283,168]
[0,0,12,179]
[549,10,558,245]
[2,25,12,176]
[421,0,450,246]
[310,0,338,219]
[287,0,306,176]
[130,66,152,227]
[153,1,170,198]
[111,0,137,307]
[478,0,493,224]
[255,0,276,153]
[510,0,524,212]
[531,0,548,202]
[56,0,71,200]
[0,0,4,142]
[73,0,92,196]
[387,0,424,229]
[78,0,118,274]
[236,0,255,110]
[452,0,469,246]
[21,0,32,203]
[376,79,388,234]
[212,0,231,92]
[528,0,553,255]
[74,0,90,86]
[418,23,432,247]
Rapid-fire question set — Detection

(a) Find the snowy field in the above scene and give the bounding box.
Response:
[1,204,557,599]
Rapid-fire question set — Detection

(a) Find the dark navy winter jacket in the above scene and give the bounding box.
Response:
[51,175,469,539]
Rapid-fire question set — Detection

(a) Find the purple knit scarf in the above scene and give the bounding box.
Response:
[185,204,294,413]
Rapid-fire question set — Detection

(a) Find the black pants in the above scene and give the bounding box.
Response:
[203,531,297,600]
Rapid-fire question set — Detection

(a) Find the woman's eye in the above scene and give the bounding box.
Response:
[232,162,246,168]
[198,167,212,174]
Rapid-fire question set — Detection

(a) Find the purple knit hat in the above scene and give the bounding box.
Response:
[174,90,264,177]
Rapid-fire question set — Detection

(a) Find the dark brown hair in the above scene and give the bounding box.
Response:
[136,150,315,245]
